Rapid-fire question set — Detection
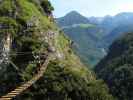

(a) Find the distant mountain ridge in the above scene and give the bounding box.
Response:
[56,11,107,67]
[56,11,133,67]
[56,11,90,27]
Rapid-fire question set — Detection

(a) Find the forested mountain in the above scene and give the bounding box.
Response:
[103,23,133,47]
[56,11,90,27]
[95,33,133,100]
[0,0,114,100]
[57,11,133,67]
[56,11,107,67]
[100,12,133,47]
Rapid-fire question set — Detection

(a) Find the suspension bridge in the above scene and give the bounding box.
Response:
[0,52,52,100]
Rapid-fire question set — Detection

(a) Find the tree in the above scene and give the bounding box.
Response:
[40,0,54,15]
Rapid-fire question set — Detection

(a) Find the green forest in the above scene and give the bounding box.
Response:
[1,0,133,100]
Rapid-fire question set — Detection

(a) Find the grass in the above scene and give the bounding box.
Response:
[0,0,15,15]
[0,17,18,27]
[0,17,20,36]
[0,0,98,98]
[17,0,54,31]
[0,0,95,91]
[76,24,96,28]
[54,30,95,81]
[62,24,96,29]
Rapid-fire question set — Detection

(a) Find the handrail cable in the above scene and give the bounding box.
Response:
[0,53,52,100]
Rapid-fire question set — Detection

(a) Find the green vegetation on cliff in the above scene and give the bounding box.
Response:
[0,0,114,100]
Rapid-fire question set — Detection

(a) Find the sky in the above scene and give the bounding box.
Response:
[49,0,133,18]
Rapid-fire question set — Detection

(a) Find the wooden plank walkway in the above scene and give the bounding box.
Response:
[0,53,52,100]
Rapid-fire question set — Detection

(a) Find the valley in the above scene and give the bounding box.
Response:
[95,33,133,100]
[57,11,133,67]
[57,11,133,100]
[1,0,133,100]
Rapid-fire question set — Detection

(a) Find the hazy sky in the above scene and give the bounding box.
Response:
[49,0,133,18]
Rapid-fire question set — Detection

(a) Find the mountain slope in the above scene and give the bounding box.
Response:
[103,23,133,47]
[100,12,133,47]
[0,0,114,100]
[56,11,90,27]
[89,12,133,47]
[63,25,106,67]
[95,33,133,100]
[57,11,133,67]
[56,11,106,67]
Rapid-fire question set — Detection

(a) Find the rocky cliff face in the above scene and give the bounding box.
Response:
[0,0,114,100]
